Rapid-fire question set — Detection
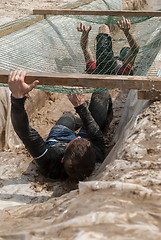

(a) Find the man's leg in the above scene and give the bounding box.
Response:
[45,111,80,144]
[96,25,116,74]
[46,111,78,143]
[89,91,113,132]
[55,111,76,131]
[55,111,83,131]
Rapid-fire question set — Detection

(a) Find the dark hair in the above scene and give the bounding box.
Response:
[63,138,96,181]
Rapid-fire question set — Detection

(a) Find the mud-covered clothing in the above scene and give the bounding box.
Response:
[11,94,107,179]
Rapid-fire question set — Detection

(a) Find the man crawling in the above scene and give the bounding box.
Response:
[8,70,113,181]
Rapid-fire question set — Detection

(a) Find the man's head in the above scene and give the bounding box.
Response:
[63,138,96,181]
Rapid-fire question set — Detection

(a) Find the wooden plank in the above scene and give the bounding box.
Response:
[0,15,44,38]
[33,9,161,17]
[138,90,161,100]
[1,70,161,90]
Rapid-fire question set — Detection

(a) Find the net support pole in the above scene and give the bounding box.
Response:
[33,9,161,17]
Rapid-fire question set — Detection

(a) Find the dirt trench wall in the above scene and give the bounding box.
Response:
[0,88,49,150]
[0,87,20,149]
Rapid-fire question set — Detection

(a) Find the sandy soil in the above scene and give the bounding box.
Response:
[0,0,75,25]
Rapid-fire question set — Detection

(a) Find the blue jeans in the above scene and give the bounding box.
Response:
[45,125,89,146]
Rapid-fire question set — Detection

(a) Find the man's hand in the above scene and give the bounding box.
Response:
[117,17,131,33]
[67,94,85,107]
[77,22,92,50]
[77,22,92,34]
[8,70,39,98]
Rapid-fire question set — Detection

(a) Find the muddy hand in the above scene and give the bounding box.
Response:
[67,93,85,107]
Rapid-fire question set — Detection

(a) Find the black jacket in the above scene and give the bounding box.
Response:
[11,95,105,179]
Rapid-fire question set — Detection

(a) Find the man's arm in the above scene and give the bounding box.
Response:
[11,95,48,159]
[8,70,69,179]
[8,70,48,159]
[67,94,105,162]
[11,96,67,179]
[77,23,96,73]
[117,17,140,67]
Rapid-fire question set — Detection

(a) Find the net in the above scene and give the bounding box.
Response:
[0,0,160,93]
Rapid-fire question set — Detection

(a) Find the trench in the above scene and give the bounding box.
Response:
[0,87,150,202]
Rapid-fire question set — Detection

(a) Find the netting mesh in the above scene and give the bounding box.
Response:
[0,0,160,93]
[0,15,41,32]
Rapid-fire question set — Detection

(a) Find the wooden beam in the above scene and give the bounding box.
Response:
[138,90,161,100]
[0,16,44,38]
[1,70,161,91]
[33,9,161,17]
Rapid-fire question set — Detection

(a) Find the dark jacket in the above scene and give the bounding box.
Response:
[11,95,105,179]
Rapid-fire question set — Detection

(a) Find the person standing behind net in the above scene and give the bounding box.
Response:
[77,17,140,75]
